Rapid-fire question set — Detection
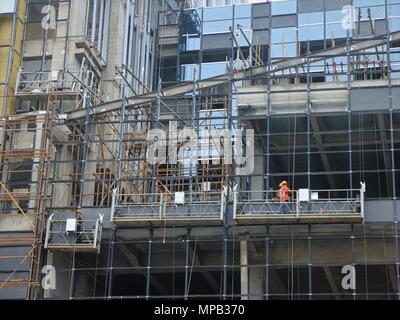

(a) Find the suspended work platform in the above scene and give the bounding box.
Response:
[44,213,104,253]
[233,183,366,224]
[111,189,225,227]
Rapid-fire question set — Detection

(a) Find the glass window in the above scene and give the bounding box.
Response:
[0,0,15,13]
[272,27,297,43]
[235,18,251,30]
[187,35,201,50]
[357,6,385,20]
[26,3,59,40]
[389,4,400,18]
[181,64,199,81]
[299,25,324,41]
[235,30,252,47]
[298,12,324,25]
[298,12,324,42]
[181,9,202,34]
[354,0,385,6]
[86,0,110,59]
[271,42,296,58]
[181,34,200,51]
[326,74,347,82]
[326,10,343,24]
[390,17,400,31]
[204,6,233,21]
[203,20,232,33]
[391,52,400,66]
[27,3,59,23]
[22,58,52,73]
[309,61,325,72]
[271,0,297,16]
[234,4,251,19]
[326,23,347,39]
[201,62,226,79]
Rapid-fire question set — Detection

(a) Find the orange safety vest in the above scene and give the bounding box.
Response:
[279,185,290,202]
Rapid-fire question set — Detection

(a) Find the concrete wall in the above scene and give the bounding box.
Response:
[0,214,33,232]
[0,1,25,115]
[251,143,265,200]
[237,80,400,118]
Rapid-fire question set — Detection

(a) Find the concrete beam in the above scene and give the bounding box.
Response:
[190,244,219,293]
[323,266,340,300]
[377,113,391,185]
[118,243,141,267]
[388,265,398,294]
[310,116,336,189]
[269,138,400,152]
[0,215,34,232]
[269,268,285,295]
[118,242,168,295]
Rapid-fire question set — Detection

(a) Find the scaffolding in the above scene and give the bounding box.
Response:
[0,106,55,298]
[52,1,400,300]
[0,0,400,300]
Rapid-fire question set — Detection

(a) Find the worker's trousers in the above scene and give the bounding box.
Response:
[280,202,290,214]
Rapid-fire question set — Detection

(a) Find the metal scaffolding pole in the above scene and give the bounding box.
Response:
[67,30,400,121]
[68,89,92,299]
[264,225,270,300]
[351,224,356,300]
[308,225,312,300]
[223,227,228,300]
[184,228,191,300]
[145,229,153,299]
[106,227,116,298]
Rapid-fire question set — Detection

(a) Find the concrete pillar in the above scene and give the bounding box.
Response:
[241,238,265,300]
[82,134,98,206]
[50,2,70,72]
[65,0,88,71]
[102,0,125,101]
[54,145,73,207]
[29,118,43,211]
[68,0,87,43]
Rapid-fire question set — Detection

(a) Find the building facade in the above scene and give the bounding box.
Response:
[0,0,400,300]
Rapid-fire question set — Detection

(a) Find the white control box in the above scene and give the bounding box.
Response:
[298,189,310,202]
[174,192,185,205]
[66,218,77,232]
[311,192,319,200]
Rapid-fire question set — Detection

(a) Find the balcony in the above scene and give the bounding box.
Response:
[111,190,224,226]
[44,213,104,253]
[233,184,365,224]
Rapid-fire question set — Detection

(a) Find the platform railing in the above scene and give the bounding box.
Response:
[44,214,104,253]
[233,190,298,218]
[233,183,366,220]
[297,188,363,217]
[15,71,84,95]
[111,189,225,222]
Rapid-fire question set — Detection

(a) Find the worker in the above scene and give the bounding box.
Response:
[279,181,291,214]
